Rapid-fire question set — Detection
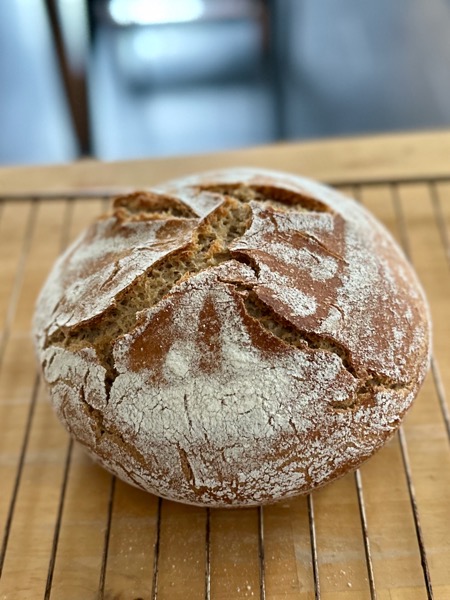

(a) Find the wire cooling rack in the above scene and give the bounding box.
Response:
[0,176,449,600]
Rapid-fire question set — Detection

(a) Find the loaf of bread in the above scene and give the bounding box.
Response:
[34,169,431,506]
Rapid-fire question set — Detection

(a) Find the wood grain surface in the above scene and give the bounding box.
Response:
[0,131,449,599]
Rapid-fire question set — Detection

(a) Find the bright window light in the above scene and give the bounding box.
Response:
[109,0,205,26]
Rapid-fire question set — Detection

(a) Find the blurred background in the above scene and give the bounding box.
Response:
[1,0,450,165]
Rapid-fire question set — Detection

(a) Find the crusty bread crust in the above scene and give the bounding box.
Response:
[34,169,431,506]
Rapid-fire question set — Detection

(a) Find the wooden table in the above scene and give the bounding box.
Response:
[0,130,449,599]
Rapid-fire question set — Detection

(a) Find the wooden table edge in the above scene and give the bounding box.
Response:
[1,129,450,195]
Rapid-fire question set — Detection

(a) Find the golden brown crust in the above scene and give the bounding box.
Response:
[34,168,431,507]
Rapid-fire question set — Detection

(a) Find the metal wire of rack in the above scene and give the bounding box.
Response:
[0,175,449,600]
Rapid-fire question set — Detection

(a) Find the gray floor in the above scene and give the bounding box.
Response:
[90,0,450,159]
[1,0,450,164]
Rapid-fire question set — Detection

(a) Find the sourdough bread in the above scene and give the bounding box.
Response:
[34,169,431,506]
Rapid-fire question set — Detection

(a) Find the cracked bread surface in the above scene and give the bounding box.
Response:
[34,168,431,506]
